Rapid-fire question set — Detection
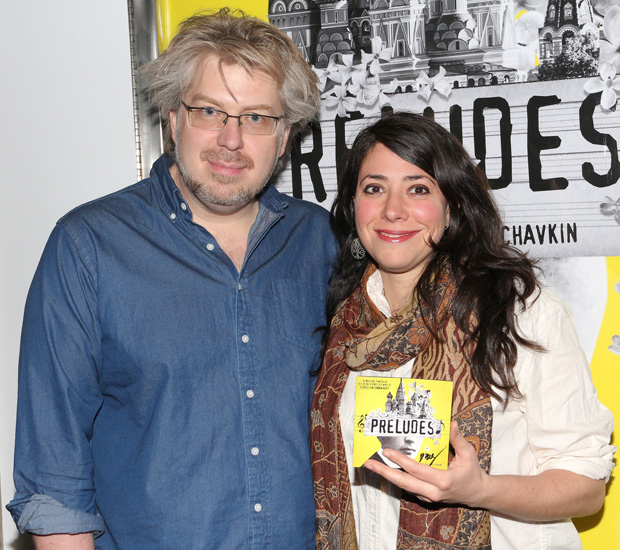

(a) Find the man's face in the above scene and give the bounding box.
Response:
[169,56,290,214]
[378,434,423,460]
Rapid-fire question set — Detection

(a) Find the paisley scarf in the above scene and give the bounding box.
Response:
[311,264,492,549]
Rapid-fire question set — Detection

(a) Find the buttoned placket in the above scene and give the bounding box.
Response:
[233,206,283,546]
[169,185,286,547]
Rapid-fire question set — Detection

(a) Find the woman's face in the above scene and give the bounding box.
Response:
[354,143,450,289]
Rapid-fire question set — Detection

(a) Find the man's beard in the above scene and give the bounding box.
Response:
[175,147,264,208]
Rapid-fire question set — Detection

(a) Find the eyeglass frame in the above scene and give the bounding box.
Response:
[180,101,284,135]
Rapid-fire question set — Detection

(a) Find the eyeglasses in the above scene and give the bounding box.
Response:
[181,101,283,135]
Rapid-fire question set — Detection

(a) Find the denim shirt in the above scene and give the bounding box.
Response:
[8,155,337,549]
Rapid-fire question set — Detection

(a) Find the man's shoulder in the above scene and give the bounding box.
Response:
[275,190,336,250]
[265,186,330,224]
[263,186,337,260]
[59,155,172,229]
[59,178,156,228]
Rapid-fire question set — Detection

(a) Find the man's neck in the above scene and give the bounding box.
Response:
[170,163,260,271]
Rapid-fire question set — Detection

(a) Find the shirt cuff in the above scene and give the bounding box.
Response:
[7,493,105,537]
[539,440,617,483]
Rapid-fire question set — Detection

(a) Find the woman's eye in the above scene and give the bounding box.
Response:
[363,184,383,194]
[410,185,429,195]
[200,107,218,117]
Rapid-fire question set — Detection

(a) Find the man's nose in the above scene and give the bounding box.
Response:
[216,117,244,151]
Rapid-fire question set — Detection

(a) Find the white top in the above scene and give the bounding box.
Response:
[339,270,616,550]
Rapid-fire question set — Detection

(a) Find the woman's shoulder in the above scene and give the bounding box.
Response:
[515,284,574,338]
[518,283,569,317]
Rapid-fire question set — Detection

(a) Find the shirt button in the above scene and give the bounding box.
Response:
[254,503,262,512]
[246,389,255,399]
[206,243,215,251]
[241,334,250,343]
[169,213,177,220]
[180,202,187,211]
[251,447,259,456]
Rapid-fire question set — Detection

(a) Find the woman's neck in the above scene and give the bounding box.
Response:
[380,271,419,314]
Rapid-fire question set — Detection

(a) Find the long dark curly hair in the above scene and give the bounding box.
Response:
[324,112,542,404]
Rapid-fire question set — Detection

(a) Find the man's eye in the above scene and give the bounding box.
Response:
[245,114,264,124]
[200,107,218,117]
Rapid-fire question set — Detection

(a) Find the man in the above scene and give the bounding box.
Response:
[8,9,335,549]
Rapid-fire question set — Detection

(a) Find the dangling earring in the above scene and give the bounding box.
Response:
[351,237,366,260]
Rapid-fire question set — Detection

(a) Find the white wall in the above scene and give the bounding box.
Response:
[0,2,137,547]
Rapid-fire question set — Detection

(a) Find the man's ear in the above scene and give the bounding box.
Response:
[278,126,291,158]
[169,110,178,144]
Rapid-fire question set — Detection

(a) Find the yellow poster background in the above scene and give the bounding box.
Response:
[573,257,620,549]
[157,0,269,52]
[156,1,618,546]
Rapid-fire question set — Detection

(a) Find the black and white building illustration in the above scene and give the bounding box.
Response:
[385,379,433,418]
[268,0,599,88]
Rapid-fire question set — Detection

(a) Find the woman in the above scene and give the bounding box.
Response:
[311,112,615,550]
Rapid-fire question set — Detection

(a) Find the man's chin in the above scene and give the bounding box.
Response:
[187,178,254,207]
[200,191,254,208]
[210,173,244,186]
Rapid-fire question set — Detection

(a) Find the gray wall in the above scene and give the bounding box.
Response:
[0,2,136,547]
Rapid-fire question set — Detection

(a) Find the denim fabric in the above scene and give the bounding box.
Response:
[8,155,336,549]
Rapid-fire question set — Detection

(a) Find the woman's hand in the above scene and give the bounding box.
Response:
[364,420,488,508]
[364,420,606,521]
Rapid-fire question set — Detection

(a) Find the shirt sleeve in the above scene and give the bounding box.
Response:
[517,288,616,482]
[7,221,106,535]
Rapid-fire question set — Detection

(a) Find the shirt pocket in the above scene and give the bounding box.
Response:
[272,279,327,353]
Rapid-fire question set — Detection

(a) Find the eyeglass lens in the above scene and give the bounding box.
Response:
[188,108,279,135]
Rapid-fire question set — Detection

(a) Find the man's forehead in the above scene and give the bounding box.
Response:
[194,55,279,87]
[185,54,283,105]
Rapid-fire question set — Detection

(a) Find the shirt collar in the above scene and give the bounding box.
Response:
[366,269,392,318]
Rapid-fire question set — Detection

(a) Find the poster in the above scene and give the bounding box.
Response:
[146,0,619,546]
[353,377,453,469]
